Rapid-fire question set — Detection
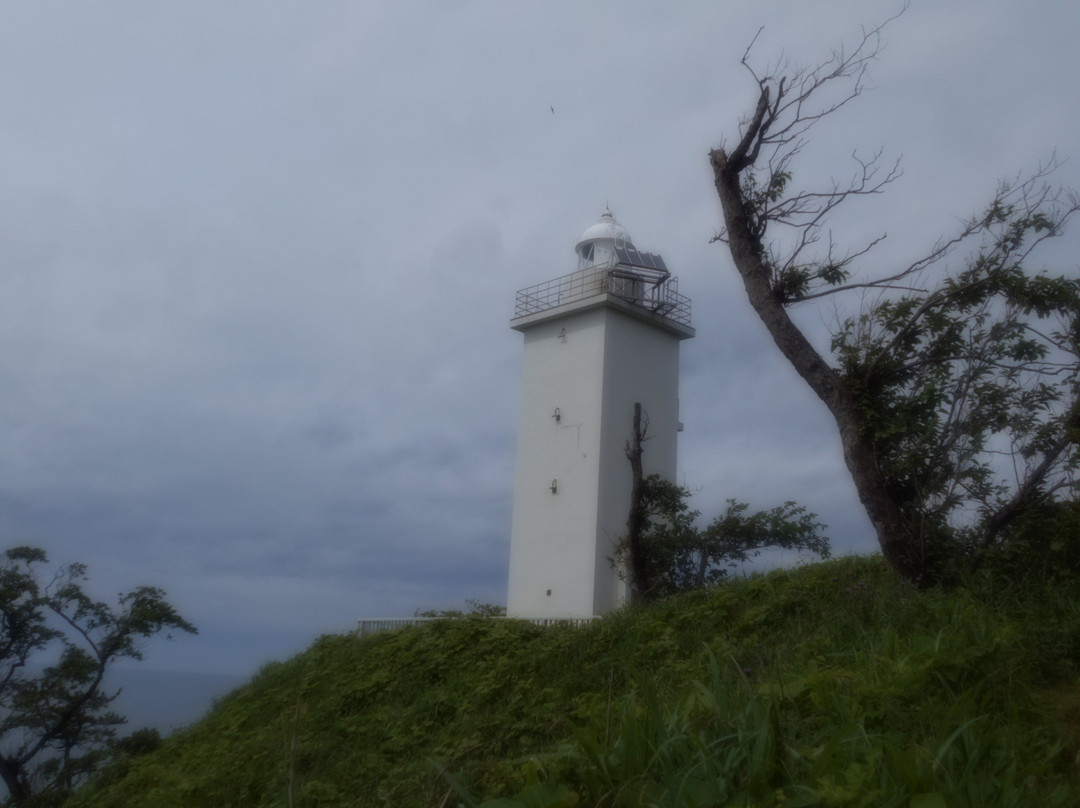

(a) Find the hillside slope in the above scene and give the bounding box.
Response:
[69,557,1080,807]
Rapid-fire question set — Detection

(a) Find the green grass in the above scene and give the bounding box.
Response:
[67,557,1080,807]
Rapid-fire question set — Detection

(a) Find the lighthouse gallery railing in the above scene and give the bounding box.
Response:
[514,261,691,328]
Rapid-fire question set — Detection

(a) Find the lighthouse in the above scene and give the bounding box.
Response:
[506,209,694,618]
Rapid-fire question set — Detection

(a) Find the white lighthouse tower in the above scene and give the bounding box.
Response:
[506,209,694,618]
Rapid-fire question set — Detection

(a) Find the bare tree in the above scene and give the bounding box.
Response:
[709,10,1080,580]
[623,402,652,602]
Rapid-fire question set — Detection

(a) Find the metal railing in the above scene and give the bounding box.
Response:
[356,615,598,637]
[355,617,439,637]
[514,263,691,328]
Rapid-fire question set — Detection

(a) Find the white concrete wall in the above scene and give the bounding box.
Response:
[507,297,687,618]
[593,308,682,613]
[507,307,606,617]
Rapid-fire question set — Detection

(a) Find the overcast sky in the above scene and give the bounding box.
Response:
[2,1,1079,678]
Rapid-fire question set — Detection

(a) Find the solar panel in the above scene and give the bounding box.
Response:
[615,246,668,274]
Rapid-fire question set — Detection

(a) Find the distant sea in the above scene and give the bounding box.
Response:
[107,668,248,736]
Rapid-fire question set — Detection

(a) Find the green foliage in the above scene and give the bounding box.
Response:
[739,166,856,303]
[825,178,1080,580]
[415,600,507,619]
[976,499,1080,584]
[461,560,1080,807]
[67,557,1080,807]
[613,476,830,599]
[0,547,195,806]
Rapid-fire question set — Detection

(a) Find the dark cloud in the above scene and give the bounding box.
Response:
[1,1,1077,675]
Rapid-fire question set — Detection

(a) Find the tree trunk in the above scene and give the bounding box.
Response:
[694,538,710,589]
[0,757,28,805]
[710,148,923,579]
[624,403,651,601]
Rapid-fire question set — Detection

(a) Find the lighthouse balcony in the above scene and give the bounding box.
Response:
[514,257,691,328]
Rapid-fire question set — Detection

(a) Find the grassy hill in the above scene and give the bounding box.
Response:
[68,557,1080,807]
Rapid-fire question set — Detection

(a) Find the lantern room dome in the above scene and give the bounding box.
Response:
[576,207,633,251]
[575,207,633,269]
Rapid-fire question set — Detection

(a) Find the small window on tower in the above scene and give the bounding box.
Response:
[580,243,594,262]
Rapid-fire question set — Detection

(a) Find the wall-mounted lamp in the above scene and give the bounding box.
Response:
[550,479,558,494]
[558,328,567,343]
[553,407,561,422]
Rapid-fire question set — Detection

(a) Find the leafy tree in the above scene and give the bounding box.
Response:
[614,475,830,601]
[413,600,506,619]
[978,498,1080,584]
[709,11,1080,581]
[0,546,195,805]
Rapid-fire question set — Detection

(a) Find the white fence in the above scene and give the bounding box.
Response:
[355,615,598,637]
